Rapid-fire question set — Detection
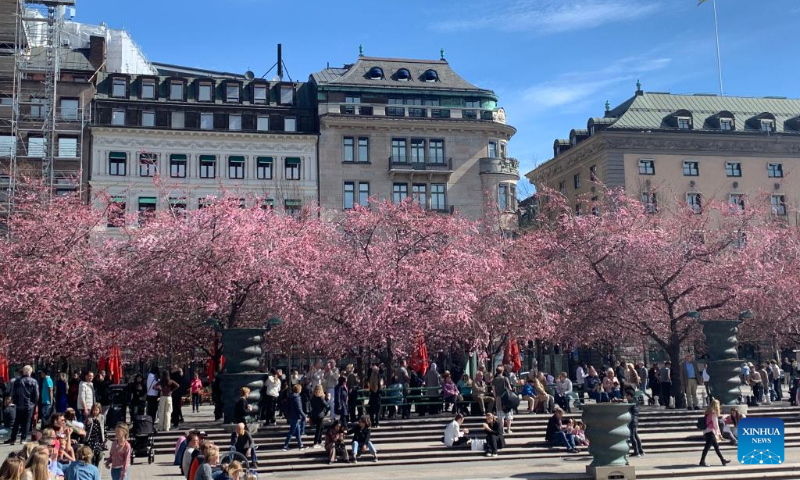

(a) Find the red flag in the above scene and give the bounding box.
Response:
[98,357,107,372]
[410,337,428,376]
[108,347,122,384]
[0,355,8,382]
[207,343,225,381]
[504,338,522,373]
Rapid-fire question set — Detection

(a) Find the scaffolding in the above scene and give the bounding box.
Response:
[1,0,88,228]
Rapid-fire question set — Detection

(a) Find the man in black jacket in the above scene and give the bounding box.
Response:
[171,367,186,427]
[3,365,39,445]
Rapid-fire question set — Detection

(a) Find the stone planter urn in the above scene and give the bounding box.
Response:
[219,328,264,428]
[582,403,631,467]
[701,319,746,414]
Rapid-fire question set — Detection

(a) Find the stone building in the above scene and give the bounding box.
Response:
[90,64,317,228]
[527,86,800,224]
[311,54,518,229]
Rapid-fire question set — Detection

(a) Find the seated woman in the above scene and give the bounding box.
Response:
[482,413,505,457]
[441,372,459,414]
[555,372,573,413]
[723,408,745,444]
[230,422,258,468]
[602,369,621,402]
[324,421,348,465]
[533,379,554,414]
[585,367,601,402]
[347,416,378,463]
[456,374,473,416]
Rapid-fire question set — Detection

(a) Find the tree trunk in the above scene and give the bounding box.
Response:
[667,343,686,409]
[386,337,394,379]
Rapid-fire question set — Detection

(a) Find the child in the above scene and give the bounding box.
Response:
[190,374,203,413]
[105,422,131,480]
[520,378,535,413]
[573,420,589,446]
[625,389,644,457]
[348,416,378,463]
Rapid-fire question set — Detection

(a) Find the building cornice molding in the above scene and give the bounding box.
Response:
[90,127,317,143]
[319,115,517,137]
[90,128,316,153]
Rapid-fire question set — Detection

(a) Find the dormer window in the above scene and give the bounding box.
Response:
[396,68,411,81]
[112,77,127,98]
[423,69,439,82]
[761,119,775,133]
[169,80,184,101]
[280,85,294,105]
[253,84,267,104]
[225,83,240,103]
[720,118,733,131]
[198,81,213,102]
[368,67,384,80]
[677,117,692,130]
[140,78,155,99]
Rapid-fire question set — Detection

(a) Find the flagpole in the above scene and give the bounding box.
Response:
[712,0,724,96]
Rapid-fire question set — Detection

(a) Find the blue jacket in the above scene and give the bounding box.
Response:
[63,461,101,480]
[12,376,39,409]
[287,392,305,424]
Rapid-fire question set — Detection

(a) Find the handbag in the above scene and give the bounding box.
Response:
[502,389,521,411]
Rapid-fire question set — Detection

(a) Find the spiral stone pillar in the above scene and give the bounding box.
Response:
[582,403,635,479]
[701,319,745,415]
[219,328,264,429]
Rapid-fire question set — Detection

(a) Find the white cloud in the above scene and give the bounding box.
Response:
[432,0,663,34]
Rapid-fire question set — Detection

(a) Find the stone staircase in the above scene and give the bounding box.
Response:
[151,404,800,477]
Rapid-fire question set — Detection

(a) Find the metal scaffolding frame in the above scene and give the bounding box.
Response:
[2,0,86,228]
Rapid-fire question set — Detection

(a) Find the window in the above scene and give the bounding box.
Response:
[591,196,599,216]
[256,157,273,179]
[771,195,787,216]
[137,197,156,225]
[410,139,425,163]
[573,173,581,189]
[198,82,212,102]
[171,111,185,129]
[140,79,155,99]
[228,156,245,179]
[408,108,426,118]
[169,81,184,101]
[499,184,509,211]
[761,119,775,133]
[226,84,240,103]
[60,99,78,120]
[683,161,699,176]
[201,113,213,130]
[30,97,45,118]
[589,164,598,181]
[641,192,657,213]
[488,141,497,158]
[393,183,408,203]
[423,98,440,106]
[108,152,126,176]
[386,105,405,116]
[412,184,427,207]
[169,198,187,217]
[253,84,267,104]
[429,140,444,164]
[142,110,155,127]
[500,142,507,159]
[261,198,274,210]
[343,137,355,162]
[768,163,783,178]
[229,114,242,131]
[465,99,480,108]
[280,86,294,105]
[720,118,733,131]
[558,180,566,194]
[358,137,369,162]
[391,139,407,162]
[687,192,702,213]
[726,162,742,177]
[345,95,360,104]
[575,203,582,216]
[57,137,77,158]
[343,182,355,209]
[139,153,157,177]
[256,116,269,131]
[358,182,369,206]
[285,157,300,180]
[677,117,691,130]
[111,109,126,126]
[170,154,187,178]
[107,198,125,227]
[285,199,302,217]
[112,78,126,98]
[729,194,744,211]
[28,137,44,157]
[284,117,296,132]
[199,155,216,178]
[638,159,655,175]
[431,184,446,210]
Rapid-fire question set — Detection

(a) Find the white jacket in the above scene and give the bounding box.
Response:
[265,375,281,398]
[77,381,95,411]
[444,420,463,447]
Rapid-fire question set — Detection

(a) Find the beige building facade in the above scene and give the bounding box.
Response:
[527,89,800,223]
[311,55,518,228]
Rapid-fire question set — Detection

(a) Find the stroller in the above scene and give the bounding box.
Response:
[106,384,128,431]
[130,414,156,464]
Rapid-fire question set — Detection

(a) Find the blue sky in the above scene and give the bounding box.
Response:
[75,0,800,195]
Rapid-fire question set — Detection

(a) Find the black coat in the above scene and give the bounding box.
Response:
[310,396,328,419]
[348,424,371,445]
[287,392,305,424]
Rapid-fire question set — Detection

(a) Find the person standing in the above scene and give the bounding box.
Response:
[170,368,186,428]
[648,363,661,406]
[39,370,54,428]
[77,371,95,423]
[659,362,673,409]
[211,373,223,422]
[105,423,132,480]
[575,363,587,402]
[55,373,68,415]
[156,372,179,432]
[3,365,38,445]
[491,366,513,434]
[367,367,383,427]
[323,362,340,421]
[145,366,160,420]
[625,390,644,457]
[345,365,360,423]
[68,373,80,411]
[395,360,411,420]
[93,371,111,416]
[262,369,280,426]
[309,385,329,448]
[681,354,703,411]
[333,376,349,425]
[189,374,203,414]
[281,384,307,451]
[233,387,254,425]
[699,399,730,467]
[126,375,146,421]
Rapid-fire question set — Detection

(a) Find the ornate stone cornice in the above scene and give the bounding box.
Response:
[320,114,517,138]
[91,128,315,153]
[90,127,317,143]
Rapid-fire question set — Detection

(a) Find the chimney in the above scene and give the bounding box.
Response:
[277,44,283,81]
[89,35,106,70]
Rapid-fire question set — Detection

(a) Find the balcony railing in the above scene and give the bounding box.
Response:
[324,103,507,124]
[479,157,519,177]
[388,156,453,172]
